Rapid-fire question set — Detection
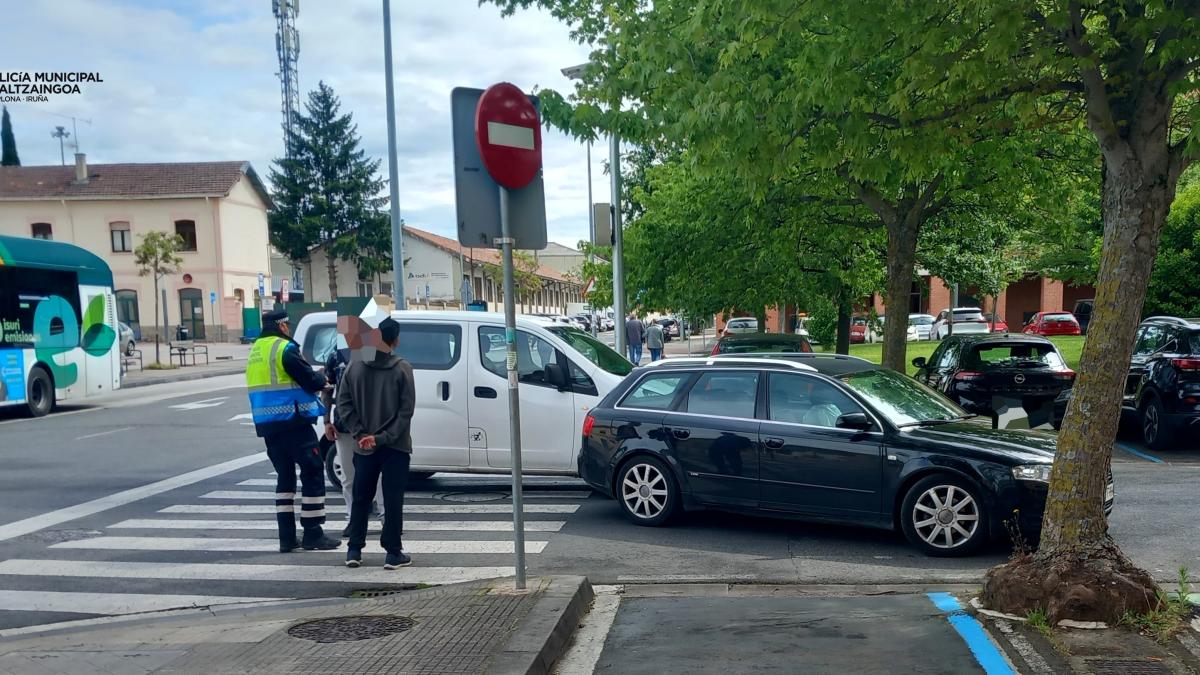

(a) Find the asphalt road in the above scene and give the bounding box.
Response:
[0,376,1195,632]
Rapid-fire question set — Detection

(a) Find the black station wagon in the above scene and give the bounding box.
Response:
[578,354,1113,556]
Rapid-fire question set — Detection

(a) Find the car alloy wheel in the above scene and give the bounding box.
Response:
[901,475,987,556]
[1141,397,1172,450]
[616,456,678,526]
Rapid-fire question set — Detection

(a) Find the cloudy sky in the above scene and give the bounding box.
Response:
[1,0,603,248]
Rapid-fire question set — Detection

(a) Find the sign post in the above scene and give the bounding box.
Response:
[281,278,290,304]
[472,81,543,590]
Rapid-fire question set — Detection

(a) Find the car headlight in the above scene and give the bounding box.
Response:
[1012,464,1052,483]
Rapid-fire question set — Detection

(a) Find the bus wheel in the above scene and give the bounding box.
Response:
[27,367,54,417]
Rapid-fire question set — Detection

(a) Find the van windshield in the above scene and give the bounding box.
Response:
[547,327,634,376]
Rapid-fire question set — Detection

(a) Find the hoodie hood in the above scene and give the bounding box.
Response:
[366,349,402,369]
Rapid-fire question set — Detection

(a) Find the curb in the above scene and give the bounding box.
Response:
[121,366,243,389]
[487,576,595,675]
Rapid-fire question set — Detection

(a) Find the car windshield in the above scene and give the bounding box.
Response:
[838,369,966,427]
[546,327,633,376]
[966,343,1065,369]
[909,316,934,325]
[718,337,812,354]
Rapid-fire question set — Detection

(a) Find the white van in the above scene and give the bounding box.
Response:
[294,310,633,476]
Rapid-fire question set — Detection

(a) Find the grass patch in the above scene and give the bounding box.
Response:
[1026,608,1053,637]
[145,362,179,371]
[825,335,1086,375]
[1119,568,1194,644]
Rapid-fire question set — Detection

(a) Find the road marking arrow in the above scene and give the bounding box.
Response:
[170,397,229,411]
[228,413,253,425]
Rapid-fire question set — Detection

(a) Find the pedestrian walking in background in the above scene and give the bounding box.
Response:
[625,313,645,364]
[336,318,417,570]
[322,343,382,538]
[646,320,665,362]
[245,309,341,553]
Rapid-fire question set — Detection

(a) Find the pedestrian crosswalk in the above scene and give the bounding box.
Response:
[0,470,591,630]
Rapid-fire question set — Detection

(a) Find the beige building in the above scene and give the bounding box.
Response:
[0,156,272,340]
[304,225,584,314]
[534,241,586,278]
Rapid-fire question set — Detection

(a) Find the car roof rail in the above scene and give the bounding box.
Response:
[1143,316,1192,327]
[641,357,816,371]
[716,351,873,364]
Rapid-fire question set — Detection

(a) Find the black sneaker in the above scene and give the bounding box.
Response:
[279,539,301,553]
[302,535,342,551]
[346,549,363,568]
[383,552,412,570]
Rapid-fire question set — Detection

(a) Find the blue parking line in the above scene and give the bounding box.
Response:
[927,592,1015,675]
[1115,442,1165,464]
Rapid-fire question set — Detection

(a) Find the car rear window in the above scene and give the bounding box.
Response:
[1044,313,1076,322]
[620,373,692,411]
[685,371,758,419]
[952,310,984,320]
[966,343,1065,369]
[1188,330,1200,354]
[718,337,812,354]
[909,316,934,325]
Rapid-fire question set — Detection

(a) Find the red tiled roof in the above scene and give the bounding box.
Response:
[0,161,270,206]
[403,226,577,285]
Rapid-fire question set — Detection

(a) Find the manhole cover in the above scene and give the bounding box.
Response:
[439,491,508,503]
[1089,659,1172,675]
[287,615,415,643]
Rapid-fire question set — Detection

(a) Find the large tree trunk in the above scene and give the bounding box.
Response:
[881,217,919,371]
[983,102,1181,623]
[835,285,851,355]
[327,253,339,301]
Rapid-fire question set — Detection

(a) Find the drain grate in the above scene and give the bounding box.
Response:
[1088,659,1172,675]
[439,491,508,503]
[287,615,415,643]
[348,588,413,599]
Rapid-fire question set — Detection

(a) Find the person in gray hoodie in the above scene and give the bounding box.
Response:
[335,318,416,569]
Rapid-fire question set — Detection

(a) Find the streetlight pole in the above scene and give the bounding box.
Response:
[586,140,597,337]
[382,0,406,309]
[609,133,626,357]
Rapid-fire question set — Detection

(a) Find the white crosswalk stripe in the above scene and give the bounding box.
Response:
[0,470,589,627]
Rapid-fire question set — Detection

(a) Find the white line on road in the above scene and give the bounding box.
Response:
[227,484,592,499]
[553,590,621,675]
[0,559,515,585]
[0,454,267,542]
[74,426,133,440]
[184,500,578,514]
[52,536,548,554]
[993,619,1054,674]
[0,590,277,616]
[109,518,566,532]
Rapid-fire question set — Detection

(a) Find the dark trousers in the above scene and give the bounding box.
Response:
[347,448,410,554]
[266,440,327,545]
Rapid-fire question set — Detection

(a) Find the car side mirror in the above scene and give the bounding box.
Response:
[911,357,927,369]
[545,363,569,390]
[836,412,873,431]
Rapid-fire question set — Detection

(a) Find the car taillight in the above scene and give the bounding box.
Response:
[1053,370,1076,381]
[1172,358,1200,371]
[582,414,596,438]
[954,371,984,381]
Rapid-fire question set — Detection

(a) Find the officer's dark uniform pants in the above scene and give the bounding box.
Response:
[266,437,328,546]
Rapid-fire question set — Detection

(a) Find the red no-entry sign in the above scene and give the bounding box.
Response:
[475,82,543,190]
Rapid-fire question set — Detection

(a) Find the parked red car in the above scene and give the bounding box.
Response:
[983,313,1008,333]
[1023,311,1082,336]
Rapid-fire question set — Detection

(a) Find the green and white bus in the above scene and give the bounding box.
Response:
[0,234,121,416]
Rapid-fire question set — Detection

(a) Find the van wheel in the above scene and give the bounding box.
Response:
[615,456,679,526]
[26,367,54,417]
[322,438,343,491]
[900,475,988,557]
[409,472,435,482]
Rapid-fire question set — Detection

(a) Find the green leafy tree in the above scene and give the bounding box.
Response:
[1145,175,1200,317]
[0,106,18,166]
[482,251,544,305]
[134,231,184,364]
[268,82,388,300]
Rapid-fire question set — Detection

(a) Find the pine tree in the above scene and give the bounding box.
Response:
[1,106,19,166]
[268,82,388,300]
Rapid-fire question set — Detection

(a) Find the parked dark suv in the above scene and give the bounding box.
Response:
[578,354,1113,556]
[1125,316,1200,448]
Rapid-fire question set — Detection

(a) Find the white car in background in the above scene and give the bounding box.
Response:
[722,317,758,335]
[908,314,936,341]
[932,308,991,340]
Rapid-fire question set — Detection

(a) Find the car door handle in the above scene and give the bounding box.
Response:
[474,386,497,399]
[438,381,450,401]
[671,428,691,440]
[763,437,785,450]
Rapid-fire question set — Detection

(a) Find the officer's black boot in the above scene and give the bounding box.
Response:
[302,525,341,551]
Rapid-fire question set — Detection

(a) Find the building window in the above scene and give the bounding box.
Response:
[234,289,245,305]
[357,281,374,297]
[110,221,132,252]
[174,220,197,251]
[115,289,140,336]
[380,281,394,297]
[31,222,52,240]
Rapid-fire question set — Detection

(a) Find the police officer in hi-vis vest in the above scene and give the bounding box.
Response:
[246,309,341,552]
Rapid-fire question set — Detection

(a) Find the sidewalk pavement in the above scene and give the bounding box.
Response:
[121,343,250,389]
[0,576,591,675]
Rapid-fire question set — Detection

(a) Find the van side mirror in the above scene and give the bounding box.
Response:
[911,357,927,369]
[836,412,873,431]
[545,363,569,390]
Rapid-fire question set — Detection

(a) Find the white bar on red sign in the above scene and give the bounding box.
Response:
[487,121,535,150]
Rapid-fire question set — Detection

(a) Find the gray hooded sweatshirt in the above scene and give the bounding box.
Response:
[335,350,416,455]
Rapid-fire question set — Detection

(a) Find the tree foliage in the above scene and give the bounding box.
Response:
[134,231,184,364]
[268,82,389,300]
[1145,172,1200,317]
[0,106,18,167]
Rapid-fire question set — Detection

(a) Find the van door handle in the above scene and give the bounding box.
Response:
[671,428,691,440]
[763,437,785,450]
[474,386,497,399]
[439,381,450,401]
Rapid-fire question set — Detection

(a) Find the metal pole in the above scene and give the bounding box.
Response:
[161,287,169,358]
[498,186,527,590]
[382,0,406,310]
[586,141,597,337]
[610,133,626,357]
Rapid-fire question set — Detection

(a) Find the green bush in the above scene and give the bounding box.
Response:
[806,297,837,346]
